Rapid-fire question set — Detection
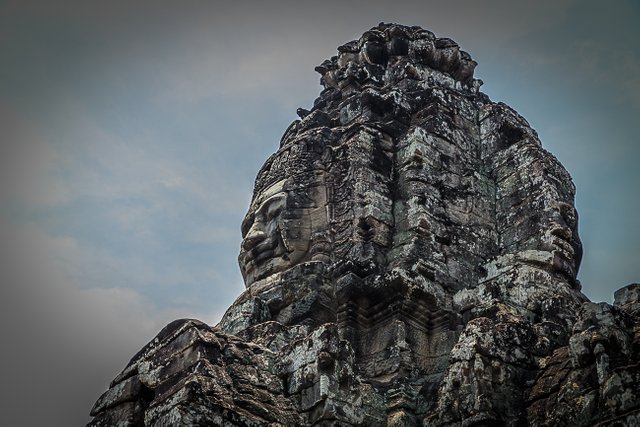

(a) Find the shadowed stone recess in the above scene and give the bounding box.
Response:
[89,23,639,426]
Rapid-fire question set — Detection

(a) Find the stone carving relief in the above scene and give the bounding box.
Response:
[239,179,329,286]
[88,23,639,427]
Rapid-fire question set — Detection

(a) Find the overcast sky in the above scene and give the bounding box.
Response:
[1,1,638,425]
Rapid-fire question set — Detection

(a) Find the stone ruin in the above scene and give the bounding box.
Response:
[89,23,640,426]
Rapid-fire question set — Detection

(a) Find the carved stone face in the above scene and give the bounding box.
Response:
[239,180,326,286]
[541,200,582,282]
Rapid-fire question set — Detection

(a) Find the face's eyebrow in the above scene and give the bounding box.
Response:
[255,193,286,216]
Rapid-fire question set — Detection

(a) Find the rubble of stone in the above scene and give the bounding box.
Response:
[89,23,639,426]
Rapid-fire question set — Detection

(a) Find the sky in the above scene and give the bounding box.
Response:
[0,1,638,425]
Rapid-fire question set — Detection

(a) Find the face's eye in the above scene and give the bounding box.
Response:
[261,195,285,221]
[242,193,286,237]
[266,203,284,221]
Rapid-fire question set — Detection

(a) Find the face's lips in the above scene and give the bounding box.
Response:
[549,226,576,260]
[240,238,289,282]
[242,235,283,265]
[552,241,576,270]
[550,225,572,240]
[254,247,278,263]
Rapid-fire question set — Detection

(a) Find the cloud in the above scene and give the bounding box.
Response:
[1,2,637,424]
[0,97,249,310]
[611,49,640,107]
[0,103,70,207]
[0,0,581,108]
[568,40,640,109]
[0,218,227,425]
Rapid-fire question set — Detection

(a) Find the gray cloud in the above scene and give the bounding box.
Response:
[1,1,637,424]
[0,219,228,425]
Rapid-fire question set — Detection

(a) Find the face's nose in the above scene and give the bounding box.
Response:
[242,220,266,251]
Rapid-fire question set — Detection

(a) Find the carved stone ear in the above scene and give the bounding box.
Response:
[277,224,290,252]
[310,231,331,263]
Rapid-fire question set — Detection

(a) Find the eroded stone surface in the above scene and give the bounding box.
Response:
[89,23,639,426]
[527,301,640,426]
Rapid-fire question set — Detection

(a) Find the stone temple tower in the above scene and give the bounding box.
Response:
[89,23,640,426]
